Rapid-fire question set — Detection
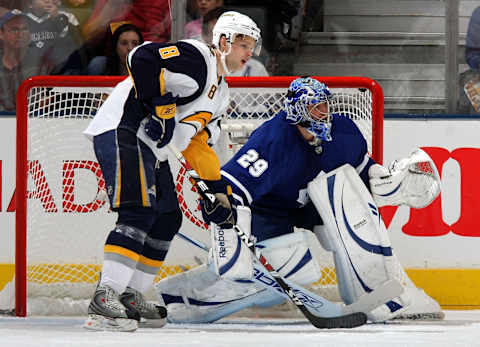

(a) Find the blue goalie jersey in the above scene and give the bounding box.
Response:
[221,110,376,210]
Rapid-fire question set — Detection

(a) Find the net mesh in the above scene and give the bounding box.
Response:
[13,79,377,315]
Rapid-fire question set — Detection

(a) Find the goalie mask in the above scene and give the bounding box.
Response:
[212,11,262,75]
[284,77,333,142]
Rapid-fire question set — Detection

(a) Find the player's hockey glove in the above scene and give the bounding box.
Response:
[200,179,237,229]
[143,94,176,148]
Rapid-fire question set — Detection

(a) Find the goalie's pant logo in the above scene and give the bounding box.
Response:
[383,147,480,237]
[253,269,324,309]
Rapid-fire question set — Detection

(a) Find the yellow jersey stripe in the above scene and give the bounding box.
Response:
[138,255,163,268]
[159,68,165,96]
[180,112,212,129]
[126,61,137,98]
[138,145,149,206]
[104,245,140,262]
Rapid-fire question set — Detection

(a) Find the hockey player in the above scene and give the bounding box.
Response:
[82,11,262,331]
[156,77,444,324]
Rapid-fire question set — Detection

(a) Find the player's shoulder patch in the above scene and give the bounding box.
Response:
[158,45,181,60]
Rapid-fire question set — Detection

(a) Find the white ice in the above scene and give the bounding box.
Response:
[1,311,480,347]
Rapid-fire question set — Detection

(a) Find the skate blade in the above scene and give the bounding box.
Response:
[391,311,445,321]
[83,314,138,332]
[139,317,167,328]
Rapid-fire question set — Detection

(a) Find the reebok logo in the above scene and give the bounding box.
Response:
[217,229,226,258]
[353,219,367,229]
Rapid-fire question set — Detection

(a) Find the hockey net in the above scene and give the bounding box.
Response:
[9,76,383,317]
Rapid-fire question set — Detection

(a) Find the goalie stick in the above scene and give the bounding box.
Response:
[167,144,400,328]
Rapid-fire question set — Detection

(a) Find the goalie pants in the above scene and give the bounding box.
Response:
[251,202,323,242]
[94,129,182,264]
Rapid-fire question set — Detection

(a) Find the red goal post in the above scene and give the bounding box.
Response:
[14,75,383,317]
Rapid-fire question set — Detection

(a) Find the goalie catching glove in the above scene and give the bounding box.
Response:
[143,94,177,148]
[369,148,441,208]
[200,178,237,229]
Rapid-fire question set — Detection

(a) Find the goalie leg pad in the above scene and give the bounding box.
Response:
[257,230,323,286]
[308,164,408,318]
[155,263,283,323]
[162,288,283,323]
[209,206,254,280]
[155,229,325,323]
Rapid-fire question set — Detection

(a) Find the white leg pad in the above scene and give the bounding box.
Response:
[309,164,443,321]
[258,231,322,286]
[155,263,281,323]
[308,164,409,320]
[155,230,324,323]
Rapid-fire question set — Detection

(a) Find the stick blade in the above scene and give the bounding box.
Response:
[342,279,405,315]
[305,309,367,329]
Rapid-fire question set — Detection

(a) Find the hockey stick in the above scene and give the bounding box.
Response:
[167,143,369,328]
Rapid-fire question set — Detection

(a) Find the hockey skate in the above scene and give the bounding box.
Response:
[83,284,140,332]
[120,287,167,328]
[389,286,444,321]
[367,285,444,322]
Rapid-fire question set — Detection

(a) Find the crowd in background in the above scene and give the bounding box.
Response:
[0,0,303,113]
[3,1,480,115]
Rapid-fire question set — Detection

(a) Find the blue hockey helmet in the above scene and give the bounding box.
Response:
[284,77,333,141]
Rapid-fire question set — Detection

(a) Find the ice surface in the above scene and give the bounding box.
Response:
[0,311,480,347]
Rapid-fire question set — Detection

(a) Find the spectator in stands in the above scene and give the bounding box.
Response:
[459,6,480,113]
[185,0,223,40]
[24,0,82,74]
[83,0,170,43]
[200,6,224,44]
[223,0,300,50]
[466,7,480,71]
[59,0,93,28]
[201,6,268,77]
[0,8,47,112]
[223,0,301,75]
[0,1,27,9]
[87,22,143,75]
[53,0,81,29]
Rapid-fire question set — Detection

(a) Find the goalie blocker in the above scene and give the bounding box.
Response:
[308,163,443,322]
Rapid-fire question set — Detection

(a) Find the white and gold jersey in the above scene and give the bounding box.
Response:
[84,39,229,179]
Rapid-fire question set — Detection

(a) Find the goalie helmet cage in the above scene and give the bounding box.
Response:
[14,75,383,317]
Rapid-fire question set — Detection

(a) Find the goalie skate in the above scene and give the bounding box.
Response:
[390,286,444,321]
[120,287,167,328]
[83,284,139,332]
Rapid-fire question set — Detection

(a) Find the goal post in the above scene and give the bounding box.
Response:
[12,75,384,317]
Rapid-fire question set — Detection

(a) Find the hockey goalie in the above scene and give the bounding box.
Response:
[155,77,444,324]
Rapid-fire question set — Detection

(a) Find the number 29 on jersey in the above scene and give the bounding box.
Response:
[236,149,268,177]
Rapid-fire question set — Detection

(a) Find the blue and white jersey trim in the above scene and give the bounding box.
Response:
[355,153,371,176]
[221,169,253,205]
